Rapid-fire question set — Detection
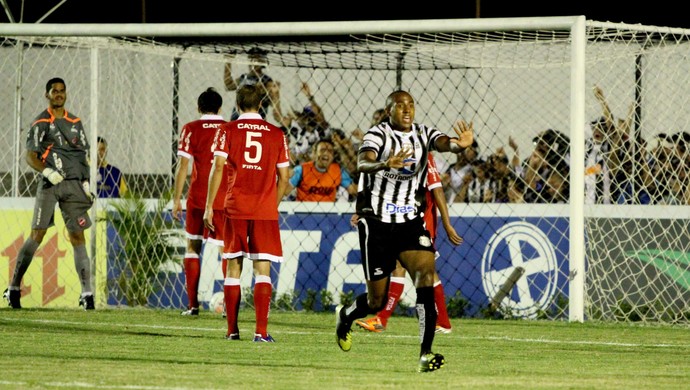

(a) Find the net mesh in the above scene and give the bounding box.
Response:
[1,19,689,323]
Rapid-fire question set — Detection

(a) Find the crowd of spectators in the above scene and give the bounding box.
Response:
[240,68,689,206]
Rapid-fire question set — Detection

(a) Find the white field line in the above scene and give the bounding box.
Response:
[0,380,208,390]
[2,316,689,349]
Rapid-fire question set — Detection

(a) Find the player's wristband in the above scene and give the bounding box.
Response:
[449,138,465,153]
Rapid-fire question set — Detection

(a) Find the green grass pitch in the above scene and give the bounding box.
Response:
[1,308,689,389]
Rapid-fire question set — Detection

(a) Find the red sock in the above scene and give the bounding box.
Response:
[254,275,272,337]
[434,281,451,329]
[224,278,241,335]
[377,277,405,327]
[221,258,227,279]
[183,254,200,309]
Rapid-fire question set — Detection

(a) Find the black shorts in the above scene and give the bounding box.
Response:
[357,216,434,281]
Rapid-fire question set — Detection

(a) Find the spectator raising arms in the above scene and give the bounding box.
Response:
[224,48,281,123]
[520,128,569,203]
[283,82,335,164]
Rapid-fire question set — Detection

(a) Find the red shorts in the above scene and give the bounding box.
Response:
[222,219,283,263]
[185,207,225,246]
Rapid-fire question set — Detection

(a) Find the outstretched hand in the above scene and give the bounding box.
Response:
[451,120,474,149]
[385,147,414,169]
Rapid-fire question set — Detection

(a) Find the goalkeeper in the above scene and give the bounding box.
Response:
[4,77,95,310]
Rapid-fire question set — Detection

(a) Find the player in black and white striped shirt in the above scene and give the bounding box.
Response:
[336,90,474,372]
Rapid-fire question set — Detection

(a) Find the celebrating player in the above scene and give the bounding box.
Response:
[335,90,474,372]
[354,153,463,333]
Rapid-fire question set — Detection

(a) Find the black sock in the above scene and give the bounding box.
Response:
[342,293,375,323]
[416,286,436,356]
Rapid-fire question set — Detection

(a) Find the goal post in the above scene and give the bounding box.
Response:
[1,17,689,325]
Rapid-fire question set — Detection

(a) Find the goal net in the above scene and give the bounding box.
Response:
[1,18,688,324]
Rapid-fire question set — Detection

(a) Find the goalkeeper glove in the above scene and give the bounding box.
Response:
[82,180,95,203]
[42,168,64,185]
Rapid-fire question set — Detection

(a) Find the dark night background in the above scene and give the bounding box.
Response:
[1,0,689,29]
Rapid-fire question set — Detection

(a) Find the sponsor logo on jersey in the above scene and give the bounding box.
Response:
[238,123,271,131]
[384,203,415,214]
[382,171,414,181]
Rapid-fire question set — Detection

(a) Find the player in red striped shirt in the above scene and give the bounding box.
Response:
[173,87,228,316]
[204,84,290,342]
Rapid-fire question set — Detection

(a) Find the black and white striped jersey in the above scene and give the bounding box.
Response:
[356,121,444,223]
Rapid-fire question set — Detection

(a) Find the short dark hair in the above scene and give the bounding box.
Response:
[198,87,222,114]
[532,128,570,166]
[46,77,65,93]
[247,47,268,66]
[236,84,263,113]
[385,90,412,110]
[97,136,107,145]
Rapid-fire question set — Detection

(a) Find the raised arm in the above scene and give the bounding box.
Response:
[223,55,238,91]
[434,120,474,153]
[300,82,328,129]
[268,81,293,128]
[593,85,615,130]
[508,135,521,169]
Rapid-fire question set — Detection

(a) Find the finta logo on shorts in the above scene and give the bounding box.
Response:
[384,203,415,214]
[238,123,271,131]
